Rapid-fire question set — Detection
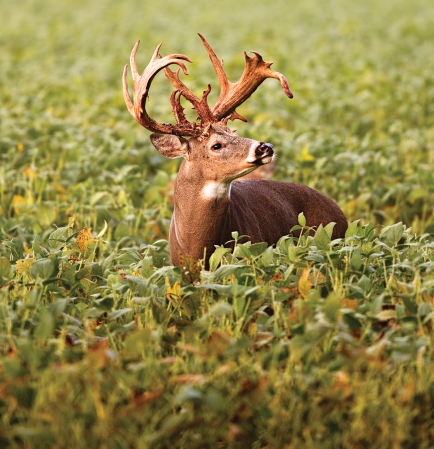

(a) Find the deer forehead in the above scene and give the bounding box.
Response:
[193,132,260,151]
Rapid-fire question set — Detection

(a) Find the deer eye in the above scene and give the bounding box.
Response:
[211,143,222,150]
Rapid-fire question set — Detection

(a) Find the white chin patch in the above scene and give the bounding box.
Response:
[261,155,273,164]
[202,181,231,200]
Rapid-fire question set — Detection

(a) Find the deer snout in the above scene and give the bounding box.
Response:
[255,142,274,158]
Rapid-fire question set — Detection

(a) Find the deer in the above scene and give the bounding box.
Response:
[122,34,348,267]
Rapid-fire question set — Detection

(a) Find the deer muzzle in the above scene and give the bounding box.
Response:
[253,142,274,164]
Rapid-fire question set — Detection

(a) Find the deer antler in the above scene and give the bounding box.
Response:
[164,68,216,125]
[123,36,292,136]
[123,41,203,137]
[197,33,293,123]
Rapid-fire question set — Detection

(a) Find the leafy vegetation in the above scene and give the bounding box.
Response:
[1,0,434,447]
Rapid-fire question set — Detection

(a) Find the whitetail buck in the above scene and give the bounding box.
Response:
[123,34,347,267]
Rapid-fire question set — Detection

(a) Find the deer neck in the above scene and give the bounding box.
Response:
[170,161,231,263]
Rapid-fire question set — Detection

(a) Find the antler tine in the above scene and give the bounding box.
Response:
[123,64,135,117]
[151,43,163,62]
[213,50,293,122]
[130,40,140,84]
[170,90,189,125]
[197,33,230,97]
[123,41,203,137]
[164,67,216,125]
[198,35,293,123]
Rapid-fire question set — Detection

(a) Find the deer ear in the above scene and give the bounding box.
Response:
[150,134,190,159]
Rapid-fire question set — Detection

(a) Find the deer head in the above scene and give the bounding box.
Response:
[149,125,274,197]
[122,34,293,188]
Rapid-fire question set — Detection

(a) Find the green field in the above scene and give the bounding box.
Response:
[1,0,434,447]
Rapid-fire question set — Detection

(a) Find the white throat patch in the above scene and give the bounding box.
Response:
[201,181,231,200]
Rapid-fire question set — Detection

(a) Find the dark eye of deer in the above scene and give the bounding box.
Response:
[211,143,222,150]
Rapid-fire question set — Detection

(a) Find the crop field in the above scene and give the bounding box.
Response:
[1,0,434,447]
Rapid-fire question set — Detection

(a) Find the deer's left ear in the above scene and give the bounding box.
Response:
[150,134,190,159]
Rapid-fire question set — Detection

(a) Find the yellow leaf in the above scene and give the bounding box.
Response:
[132,387,164,408]
[87,340,108,370]
[298,268,312,298]
[16,258,35,274]
[13,195,25,205]
[23,167,36,178]
[76,227,91,254]
[165,278,181,303]
[68,215,75,228]
[13,195,26,215]
[341,298,358,310]
[53,184,65,192]
[96,220,108,239]
[169,374,209,385]
[296,146,315,162]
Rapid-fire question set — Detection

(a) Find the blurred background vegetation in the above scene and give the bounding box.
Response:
[2,1,434,447]
[1,0,434,252]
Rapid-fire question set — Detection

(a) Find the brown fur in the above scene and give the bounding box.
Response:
[150,125,347,267]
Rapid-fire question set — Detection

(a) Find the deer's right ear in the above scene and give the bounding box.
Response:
[150,134,190,159]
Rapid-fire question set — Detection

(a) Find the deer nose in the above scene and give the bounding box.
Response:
[256,142,274,158]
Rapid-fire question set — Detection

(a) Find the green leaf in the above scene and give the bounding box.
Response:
[261,246,274,266]
[350,247,363,271]
[343,313,362,331]
[34,306,54,340]
[108,308,132,320]
[209,302,233,317]
[61,265,76,286]
[234,297,246,319]
[298,212,306,227]
[154,170,169,187]
[323,293,341,322]
[385,222,404,247]
[32,239,48,259]
[418,302,431,317]
[48,226,72,250]
[209,247,231,271]
[212,265,245,281]
[76,266,92,280]
[148,248,165,269]
[141,256,154,278]
[0,257,14,287]
[290,335,314,362]
[371,295,383,315]
[37,204,55,227]
[48,299,67,317]
[102,251,116,272]
[345,220,360,238]
[358,275,372,292]
[3,240,23,261]
[233,243,252,259]
[401,295,417,315]
[314,224,331,251]
[249,242,268,257]
[95,297,114,311]
[30,259,54,280]
[324,222,335,239]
